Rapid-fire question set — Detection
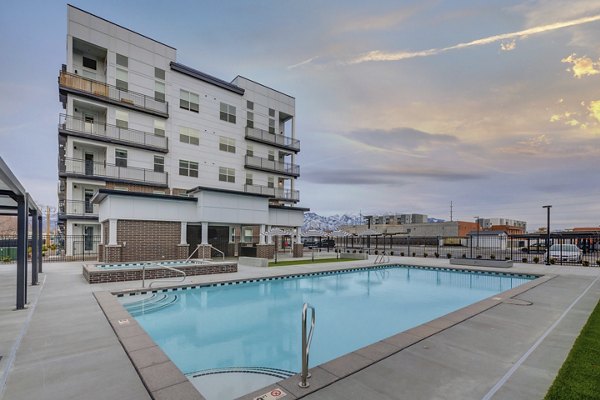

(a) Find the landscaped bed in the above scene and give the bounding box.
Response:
[545,298,600,400]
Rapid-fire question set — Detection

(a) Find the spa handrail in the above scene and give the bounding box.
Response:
[185,244,225,262]
[374,251,390,264]
[141,262,186,288]
[299,302,316,388]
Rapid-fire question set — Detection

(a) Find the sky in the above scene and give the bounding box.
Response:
[1,0,599,230]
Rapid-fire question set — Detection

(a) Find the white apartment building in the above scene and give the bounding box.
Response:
[57,5,306,260]
[478,218,527,230]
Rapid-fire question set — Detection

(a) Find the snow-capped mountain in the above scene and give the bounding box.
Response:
[302,212,363,231]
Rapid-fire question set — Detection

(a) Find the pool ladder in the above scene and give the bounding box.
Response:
[299,303,316,388]
[141,262,186,288]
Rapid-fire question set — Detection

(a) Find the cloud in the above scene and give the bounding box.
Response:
[561,53,600,78]
[302,166,485,185]
[295,14,600,66]
[500,40,517,51]
[589,100,600,122]
[343,127,459,152]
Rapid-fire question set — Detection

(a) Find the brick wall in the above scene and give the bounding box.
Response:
[117,220,181,262]
[102,221,109,245]
[256,244,275,259]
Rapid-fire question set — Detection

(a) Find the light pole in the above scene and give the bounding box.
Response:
[543,205,552,265]
[474,216,480,249]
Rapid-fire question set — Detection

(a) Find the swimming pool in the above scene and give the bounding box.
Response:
[119,265,534,399]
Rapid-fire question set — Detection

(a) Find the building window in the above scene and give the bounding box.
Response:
[180,127,200,145]
[268,150,275,161]
[219,167,235,183]
[269,108,275,117]
[246,111,254,128]
[180,89,199,112]
[246,144,253,157]
[247,100,254,110]
[155,67,165,80]
[154,120,165,137]
[219,102,236,123]
[116,53,128,68]
[115,149,127,168]
[246,173,253,185]
[154,156,164,173]
[219,137,235,153]
[267,176,274,188]
[116,68,128,91]
[179,160,198,177]
[115,110,128,129]
[82,57,97,70]
[155,81,165,102]
[268,118,275,134]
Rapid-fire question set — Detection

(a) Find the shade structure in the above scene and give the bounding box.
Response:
[328,230,352,238]
[302,229,326,237]
[358,228,381,236]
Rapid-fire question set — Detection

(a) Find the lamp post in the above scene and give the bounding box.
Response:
[543,205,552,265]
[474,216,480,250]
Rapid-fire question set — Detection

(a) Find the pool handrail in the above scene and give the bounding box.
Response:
[374,251,390,264]
[141,262,186,288]
[185,244,225,262]
[299,302,316,388]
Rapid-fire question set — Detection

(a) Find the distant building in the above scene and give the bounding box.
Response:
[488,225,526,235]
[367,213,428,225]
[479,218,526,231]
[344,221,477,238]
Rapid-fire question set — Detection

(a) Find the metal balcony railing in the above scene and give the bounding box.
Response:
[245,127,300,152]
[244,155,300,177]
[59,114,168,151]
[244,184,300,201]
[58,200,99,217]
[59,70,168,116]
[61,157,168,186]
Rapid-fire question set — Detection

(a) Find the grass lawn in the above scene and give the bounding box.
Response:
[268,258,356,267]
[545,298,600,400]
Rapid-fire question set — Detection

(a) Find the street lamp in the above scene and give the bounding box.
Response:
[543,205,552,265]
[474,216,480,249]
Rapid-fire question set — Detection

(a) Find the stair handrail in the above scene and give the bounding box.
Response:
[141,262,186,288]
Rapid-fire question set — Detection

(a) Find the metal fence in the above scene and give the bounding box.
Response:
[0,235,102,263]
[336,232,600,267]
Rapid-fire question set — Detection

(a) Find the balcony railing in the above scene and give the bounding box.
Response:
[244,184,300,202]
[60,157,168,186]
[59,114,168,151]
[59,70,168,116]
[245,127,300,152]
[58,200,99,217]
[245,155,300,177]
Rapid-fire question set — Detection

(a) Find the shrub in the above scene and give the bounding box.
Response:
[423,253,428,258]
[533,257,540,264]
[490,254,496,260]
[412,252,416,257]
[505,256,510,260]
[374,250,378,255]
[400,252,405,257]
[597,260,600,267]
[476,255,482,259]
[434,252,439,258]
[42,245,47,252]
[446,253,452,259]
[462,253,466,258]
[582,260,590,266]
[352,250,356,253]
[42,252,45,257]
[50,244,57,251]
[522,257,528,263]
[550,258,556,265]
[390,251,394,256]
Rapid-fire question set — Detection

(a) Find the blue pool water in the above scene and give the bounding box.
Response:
[119,265,533,398]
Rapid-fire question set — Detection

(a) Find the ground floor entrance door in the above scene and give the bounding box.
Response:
[186,224,202,257]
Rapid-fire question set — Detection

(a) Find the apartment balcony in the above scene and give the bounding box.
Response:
[58,200,98,220]
[244,184,300,202]
[59,70,169,118]
[245,127,300,153]
[244,155,300,177]
[60,157,168,187]
[59,114,168,153]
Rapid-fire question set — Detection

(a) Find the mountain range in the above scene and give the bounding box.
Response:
[302,212,446,231]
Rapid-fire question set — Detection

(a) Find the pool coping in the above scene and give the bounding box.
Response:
[93,264,556,400]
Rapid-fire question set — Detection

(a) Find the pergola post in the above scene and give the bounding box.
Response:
[37,215,43,273]
[16,195,27,309]
[31,207,39,285]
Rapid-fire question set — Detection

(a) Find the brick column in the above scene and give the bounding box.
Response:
[256,244,275,259]
[177,244,190,259]
[198,244,212,259]
[98,244,105,262]
[293,243,304,257]
[105,245,122,263]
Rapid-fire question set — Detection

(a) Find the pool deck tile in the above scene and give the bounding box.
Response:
[139,360,188,393]
[128,345,171,369]
[354,340,400,361]
[320,352,374,378]
[153,380,207,400]
[403,322,444,339]
[382,331,422,349]
[120,332,158,353]
[237,384,298,400]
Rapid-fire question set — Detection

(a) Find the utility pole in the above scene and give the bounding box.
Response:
[450,201,453,222]
[543,205,552,265]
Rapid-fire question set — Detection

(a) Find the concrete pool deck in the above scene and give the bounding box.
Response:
[0,257,599,400]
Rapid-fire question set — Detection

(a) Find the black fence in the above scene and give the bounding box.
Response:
[0,235,102,263]
[335,232,600,267]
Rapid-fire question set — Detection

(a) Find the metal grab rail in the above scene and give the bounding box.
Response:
[141,262,186,288]
[299,303,316,388]
[374,251,390,264]
[185,244,225,262]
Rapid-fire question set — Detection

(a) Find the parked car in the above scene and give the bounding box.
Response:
[319,239,336,248]
[522,243,546,254]
[545,244,582,263]
[302,240,318,248]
